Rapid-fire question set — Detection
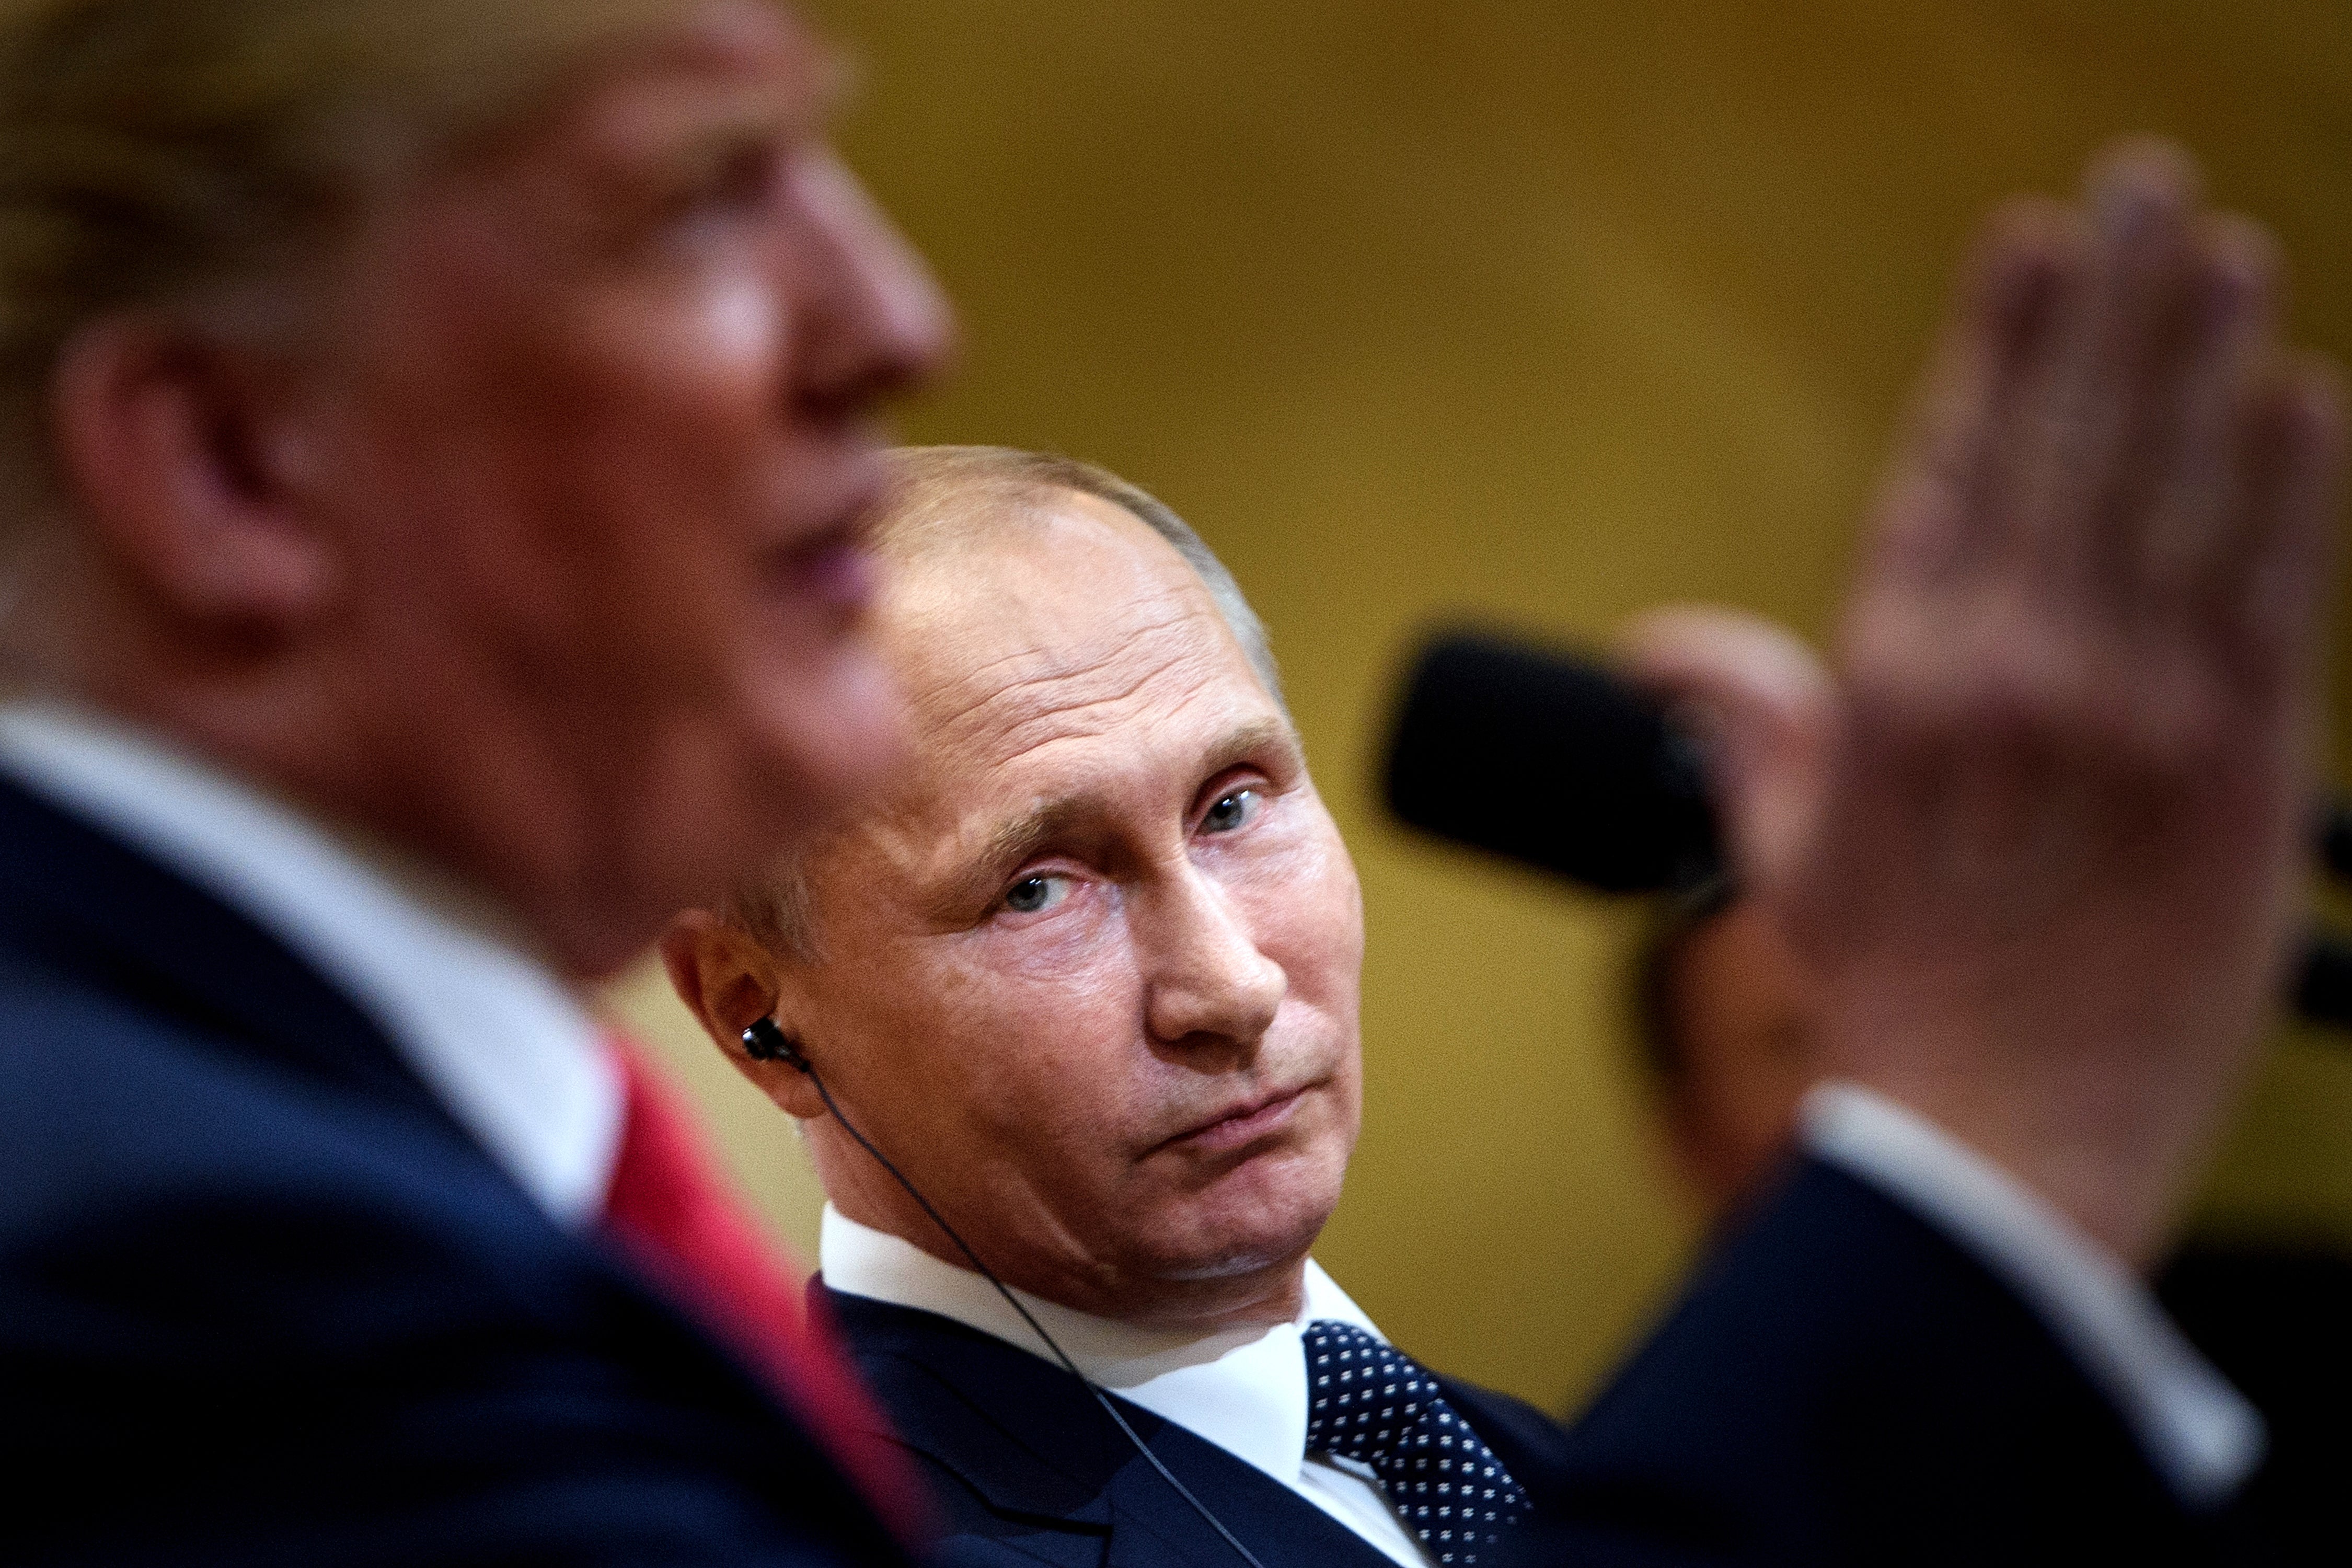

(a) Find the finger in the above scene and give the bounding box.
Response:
[1618,605,1834,745]
[1863,196,2080,591]
[2226,354,2345,701]
[1614,605,1835,892]
[2001,141,2205,592]
[2132,213,2281,604]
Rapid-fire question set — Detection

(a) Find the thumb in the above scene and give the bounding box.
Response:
[1615,605,1835,896]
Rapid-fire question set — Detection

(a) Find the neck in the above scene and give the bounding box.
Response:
[34,589,648,981]
[1082,1255,1311,1335]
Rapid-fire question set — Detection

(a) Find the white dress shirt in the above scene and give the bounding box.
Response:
[1802,1081,2264,1506]
[821,1205,1439,1567]
[0,701,622,1226]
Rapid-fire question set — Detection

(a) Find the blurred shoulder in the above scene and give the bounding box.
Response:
[1434,1366,1576,1494]
[0,950,898,1568]
[0,947,502,1243]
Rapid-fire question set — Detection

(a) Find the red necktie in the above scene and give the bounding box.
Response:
[599,1035,927,1542]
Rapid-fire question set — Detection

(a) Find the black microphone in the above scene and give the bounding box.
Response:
[1381,631,1721,895]
[2323,802,2352,883]
[1378,629,2352,1032]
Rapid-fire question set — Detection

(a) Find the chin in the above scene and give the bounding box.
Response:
[1157,1247,1300,1284]
[1140,1145,1346,1284]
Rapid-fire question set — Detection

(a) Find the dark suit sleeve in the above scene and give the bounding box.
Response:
[6,1202,858,1568]
[1508,1158,2254,1568]
[0,993,902,1568]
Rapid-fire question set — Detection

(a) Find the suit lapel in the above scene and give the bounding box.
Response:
[1433,1374,1577,1505]
[823,1285,1409,1568]
[0,778,921,1563]
[0,775,467,1136]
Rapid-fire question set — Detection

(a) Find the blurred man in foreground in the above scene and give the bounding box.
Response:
[0,0,954,1562]
[670,139,2343,1566]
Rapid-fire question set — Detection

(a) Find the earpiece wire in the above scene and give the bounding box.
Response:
[786,1046,1271,1568]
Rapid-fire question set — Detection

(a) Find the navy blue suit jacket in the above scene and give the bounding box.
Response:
[2159,1242,2352,1559]
[1511,1158,2264,1566]
[826,1169,2268,1568]
[819,1281,1575,1568]
[0,777,909,1567]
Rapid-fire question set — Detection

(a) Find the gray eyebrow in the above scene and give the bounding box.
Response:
[941,716,1304,913]
[975,795,1107,882]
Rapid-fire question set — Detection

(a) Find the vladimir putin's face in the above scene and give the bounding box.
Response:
[759,492,1364,1327]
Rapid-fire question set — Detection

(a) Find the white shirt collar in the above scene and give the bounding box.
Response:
[0,700,623,1226]
[820,1202,1385,1489]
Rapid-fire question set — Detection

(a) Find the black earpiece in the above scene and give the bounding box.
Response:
[740,1016,808,1071]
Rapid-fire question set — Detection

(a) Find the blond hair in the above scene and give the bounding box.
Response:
[725,445,1287,961]
[0,0,721,554]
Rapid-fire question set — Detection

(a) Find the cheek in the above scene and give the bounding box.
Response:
[339,278,787,650]
[696,270,789,372]
[850,928,1151,1142]
[551,275,790,541]
[959,884,1140,991]
[1243,817,1366,1015]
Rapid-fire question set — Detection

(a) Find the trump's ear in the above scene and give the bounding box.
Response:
[659,910,825,1119]
[50,314,337,632]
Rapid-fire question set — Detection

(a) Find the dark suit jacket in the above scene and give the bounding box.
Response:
[1511,1157,2262,1567]
[2159,1240,2352,1561]
[828,1161,2270,1568]
[0,777,909,1567]
[820,1281,1575,1568]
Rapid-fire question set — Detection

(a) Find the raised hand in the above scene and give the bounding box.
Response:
[1783,140,2343,1263]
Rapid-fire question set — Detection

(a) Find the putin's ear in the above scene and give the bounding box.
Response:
[49,314,336,632]
[658,910,824,1119]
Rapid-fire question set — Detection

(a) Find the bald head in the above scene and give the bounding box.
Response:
[873,447,1284,709]
[726,446,1285,958]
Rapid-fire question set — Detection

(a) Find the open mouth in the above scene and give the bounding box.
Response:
[766,456,889,613]
[778,519,879,610]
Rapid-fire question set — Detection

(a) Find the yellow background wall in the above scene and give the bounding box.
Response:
[606,0,2352,1412]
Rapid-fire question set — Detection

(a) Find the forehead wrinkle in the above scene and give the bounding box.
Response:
[961,645,1229,778]
[935,598,1195,695]
[891,646,1266,904]
[875,515,1275,905]
[916,603,1221,767]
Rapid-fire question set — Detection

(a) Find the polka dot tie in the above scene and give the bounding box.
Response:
[1302,1320,1528,1565]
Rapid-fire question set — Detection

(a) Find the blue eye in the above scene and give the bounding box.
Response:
[1000,874,1070,915]
[1201,788,1261,835]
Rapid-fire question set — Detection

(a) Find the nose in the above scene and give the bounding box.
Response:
[789,149,959,416]
[1142,866,1288,1050]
